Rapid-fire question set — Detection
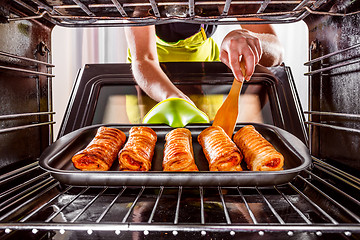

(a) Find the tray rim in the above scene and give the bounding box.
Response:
[39,123,311,186]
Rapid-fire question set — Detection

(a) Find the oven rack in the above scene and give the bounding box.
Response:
[304,41,360,167]
[0,50,55,143]
[0,159,359,238]
[6,0,360,27]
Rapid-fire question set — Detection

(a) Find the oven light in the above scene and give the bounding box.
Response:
[172,230,178,236]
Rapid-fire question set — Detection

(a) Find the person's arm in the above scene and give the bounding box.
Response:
[241,24,283,67]
[124,26,192,103]
[219,23,284,81]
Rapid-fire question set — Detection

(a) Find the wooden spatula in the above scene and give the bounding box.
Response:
[212,63,246,137]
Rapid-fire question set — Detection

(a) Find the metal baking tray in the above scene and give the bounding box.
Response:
[39,123,311,187]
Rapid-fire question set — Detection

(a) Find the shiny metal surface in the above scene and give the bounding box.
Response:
[0,65,55,77]
[0,17,53,170]
[39,123,311,187]
[0,112,55,120]
[0,162,359,238]
[1,1,360,238]
[0,50,55,67]
[306,1,360,172]
[0,121,55,134]
[4,0,340,26]
[304,111,360,119]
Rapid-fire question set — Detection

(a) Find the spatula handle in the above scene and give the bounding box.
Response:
[228,78,242,99]
[212,61,246,137]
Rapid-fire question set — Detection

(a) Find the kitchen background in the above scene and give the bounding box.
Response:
[52,21,309,137]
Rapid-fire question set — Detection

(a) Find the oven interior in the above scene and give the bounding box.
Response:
[0,0,360,239]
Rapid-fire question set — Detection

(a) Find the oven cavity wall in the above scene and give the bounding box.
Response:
[0,2,54,172]
[304,0,360,174]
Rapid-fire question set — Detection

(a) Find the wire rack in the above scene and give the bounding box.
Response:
[0,50,55,143]
[6,0,359,27]
[0,158,359,238]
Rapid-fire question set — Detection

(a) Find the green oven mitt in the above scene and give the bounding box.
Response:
[142,98,210,128]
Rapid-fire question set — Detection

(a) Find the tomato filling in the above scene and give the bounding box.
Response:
[265,158,280,168]
[123,155,145,170]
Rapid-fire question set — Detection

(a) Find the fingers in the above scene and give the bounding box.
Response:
[237,38,262,80]
[219,30,263,82]
[220,50,244,82]
[241,47,256,80]
[220,46,255,81]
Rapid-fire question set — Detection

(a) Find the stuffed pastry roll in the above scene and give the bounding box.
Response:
[163,128,199,171]
[233,125,284,171]
[72,126,126,171]
[198,126,243,171]
[118,126,157,171]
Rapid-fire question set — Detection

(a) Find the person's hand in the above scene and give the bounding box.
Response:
[220,29,263,81]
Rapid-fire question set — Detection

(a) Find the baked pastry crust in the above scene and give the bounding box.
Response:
[118,126,157,171]
[233,125,284,171]
[163,128,199,171]
[198,126,243,171]
[72,126,126,171]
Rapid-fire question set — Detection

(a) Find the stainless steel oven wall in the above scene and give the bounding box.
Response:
[0,1,360,238]
[304,0,360,173]
[0,2,54,172]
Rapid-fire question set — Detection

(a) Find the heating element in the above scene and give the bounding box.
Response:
[5,0,360,26]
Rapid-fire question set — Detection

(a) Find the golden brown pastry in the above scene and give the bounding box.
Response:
[118,126,157,171]
[72,126,126,171]
[198,126,243,171]
[163,128,199,171]
[233,125,284,171]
